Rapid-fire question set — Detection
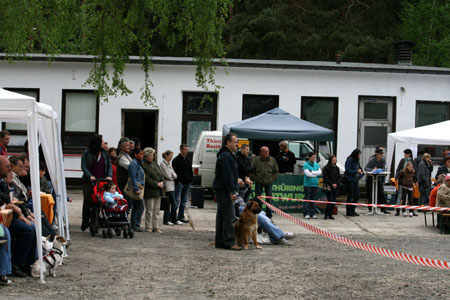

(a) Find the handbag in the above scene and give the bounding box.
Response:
[0,205,13,228]
[0,224,7,245]
[124,178,145,201]
[160,196,170,211]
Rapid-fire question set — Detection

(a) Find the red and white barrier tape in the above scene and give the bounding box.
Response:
[258,196,450,269]
[262,195,450,212]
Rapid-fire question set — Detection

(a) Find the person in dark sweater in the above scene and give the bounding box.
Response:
[172,144,193,223]
[235,144,252,202]
[213,133,240,250]
[276,141,296,174]
[322,155,341,220]
[365,148,388,214]
[398,162,418,217]
[344,149,364,217]
[80,134,112,232]
[436,156,450,180]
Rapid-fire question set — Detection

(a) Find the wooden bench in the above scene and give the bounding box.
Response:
[439,212,450,234]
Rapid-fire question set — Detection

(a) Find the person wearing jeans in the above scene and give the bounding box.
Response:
[345,149,364,217]
[128,148,145,231]
[172,144,193,223]
[302,152,322,219]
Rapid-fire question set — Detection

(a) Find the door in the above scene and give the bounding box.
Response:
[122,109,158,149]
[358,96,394,171]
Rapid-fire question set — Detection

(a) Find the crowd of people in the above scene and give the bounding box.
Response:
[0,130,58,284]
[213,134,450,248]
[80,134,193,236]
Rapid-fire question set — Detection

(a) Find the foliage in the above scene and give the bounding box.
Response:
[225,0,402,63]
[399,0,450,67]
[0,0,232,105]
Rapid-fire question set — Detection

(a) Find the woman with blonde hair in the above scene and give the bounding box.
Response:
[160,150,181,225]
[142,147,165,233]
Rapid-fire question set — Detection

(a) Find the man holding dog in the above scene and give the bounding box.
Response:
[213,133,241,250]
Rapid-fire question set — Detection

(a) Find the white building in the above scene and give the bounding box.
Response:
[1,54,450,182]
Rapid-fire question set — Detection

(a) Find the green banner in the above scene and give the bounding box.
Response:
[252,174,325,213]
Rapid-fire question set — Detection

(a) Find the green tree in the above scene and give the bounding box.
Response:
[0,0,232,105]
[225,0,402,63]
[399,0,450,67]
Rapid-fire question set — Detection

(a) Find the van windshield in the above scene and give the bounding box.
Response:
[288,142,330,160]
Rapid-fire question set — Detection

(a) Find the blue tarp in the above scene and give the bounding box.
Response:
[223,108,334,142]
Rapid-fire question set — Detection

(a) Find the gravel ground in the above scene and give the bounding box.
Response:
[2,191,450,300]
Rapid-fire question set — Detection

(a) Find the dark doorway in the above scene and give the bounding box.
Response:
[122,110,158,149]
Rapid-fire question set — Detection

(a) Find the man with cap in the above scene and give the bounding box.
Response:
[365,148,389,214]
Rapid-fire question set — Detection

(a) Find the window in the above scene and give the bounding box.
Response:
[301,97,338,152]
[182,92,217,151]
[416,100,450,159]
[2,88,40,148]
[242,94,279,120]
[61,90,99,152]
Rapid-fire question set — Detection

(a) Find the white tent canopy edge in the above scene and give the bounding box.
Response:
[0,89,69,283]
[386,120,450,173]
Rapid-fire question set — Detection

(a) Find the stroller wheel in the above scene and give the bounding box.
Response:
[90,226,96,236]
[107,228,113,238]
[102,230,107,238]
[123,229,128,239]
[115,228,121,236]
[128,229,134,239]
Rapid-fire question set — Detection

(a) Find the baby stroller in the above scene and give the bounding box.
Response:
[90,179,134,239]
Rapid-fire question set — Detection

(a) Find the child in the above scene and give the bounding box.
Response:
[399,162,418,217]
[103,182,127,212]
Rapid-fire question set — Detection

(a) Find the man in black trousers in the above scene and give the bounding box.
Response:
[214,133,241,250]
[235,143,252,202]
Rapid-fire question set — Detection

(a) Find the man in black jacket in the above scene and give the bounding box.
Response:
[235,144,252,202]
[213,133,240,250]
[172,144,193,223]
[276,141,296,174]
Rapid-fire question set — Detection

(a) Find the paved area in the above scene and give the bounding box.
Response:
[2,189,449,300]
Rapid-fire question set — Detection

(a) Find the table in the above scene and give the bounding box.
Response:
[40,193,55,224]
[365,171,390,215]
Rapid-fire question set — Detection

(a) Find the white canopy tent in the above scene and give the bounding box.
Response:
[386,120,450,173]
[0,89,70,282]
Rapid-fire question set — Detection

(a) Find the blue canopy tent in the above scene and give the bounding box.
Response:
[223,108,334,142]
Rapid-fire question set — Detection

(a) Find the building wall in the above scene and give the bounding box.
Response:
[1,59,450,178]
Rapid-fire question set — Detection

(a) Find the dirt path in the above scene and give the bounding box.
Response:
[2,191,450,299]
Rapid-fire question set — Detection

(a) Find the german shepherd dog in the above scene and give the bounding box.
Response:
[234,200,262,250]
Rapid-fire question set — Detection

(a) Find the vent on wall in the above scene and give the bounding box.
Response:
[394,40,416,65]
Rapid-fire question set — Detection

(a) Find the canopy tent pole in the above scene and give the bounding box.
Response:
[28,110,45,283]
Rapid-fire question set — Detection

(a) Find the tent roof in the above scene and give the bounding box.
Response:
[223,108,334,141]
[0,89,56,121]
[388,120,450,145]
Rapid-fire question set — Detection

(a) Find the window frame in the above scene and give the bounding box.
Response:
[415,100,450,161]
[61,89,99,154]
[242,94,279,120]
[182,92,218,151]
[301,96,339,153]
[2,87,40,135]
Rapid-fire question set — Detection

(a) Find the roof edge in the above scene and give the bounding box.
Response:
[1,53,450,75]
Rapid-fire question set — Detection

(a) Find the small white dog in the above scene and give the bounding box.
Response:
[52,236,67,266]
[31,236,66,278]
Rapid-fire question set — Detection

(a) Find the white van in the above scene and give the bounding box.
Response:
[192,131,223,189]
[192,131,344,189]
